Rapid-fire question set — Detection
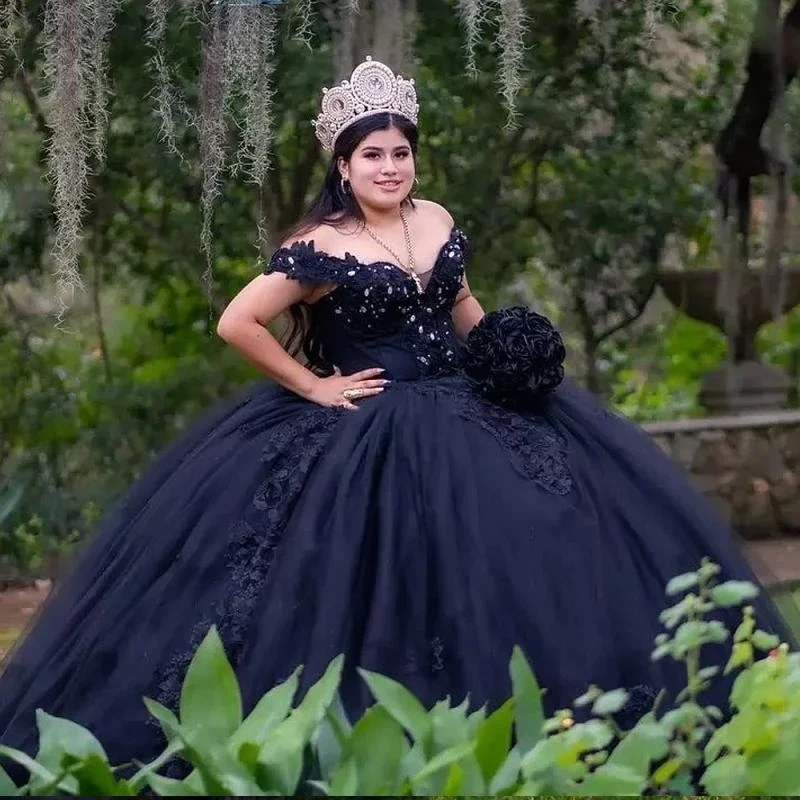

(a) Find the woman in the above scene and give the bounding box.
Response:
[0,57,790,768]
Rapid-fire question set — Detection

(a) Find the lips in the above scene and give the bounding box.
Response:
[376,181,401,188]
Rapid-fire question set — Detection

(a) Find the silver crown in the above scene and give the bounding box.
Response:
[312,56,419,152]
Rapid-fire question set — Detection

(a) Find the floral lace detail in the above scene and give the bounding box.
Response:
[152,406,341,710]
[265,228,467,378]
[410,377,573,496]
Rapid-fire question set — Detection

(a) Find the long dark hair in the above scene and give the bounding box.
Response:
[281,112,419,373]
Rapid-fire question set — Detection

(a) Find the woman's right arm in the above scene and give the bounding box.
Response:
[216,272,388,410]
[216,271,321,400]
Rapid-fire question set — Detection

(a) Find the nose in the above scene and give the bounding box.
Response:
[380,155,398,173]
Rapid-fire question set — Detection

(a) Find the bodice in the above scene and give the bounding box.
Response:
[265,227,469,380]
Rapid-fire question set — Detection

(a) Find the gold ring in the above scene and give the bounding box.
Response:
[342,388,363,401]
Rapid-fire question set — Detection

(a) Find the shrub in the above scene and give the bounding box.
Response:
[0,558,796,795]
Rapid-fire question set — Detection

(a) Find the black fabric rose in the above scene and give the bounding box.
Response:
[463,306,566,404]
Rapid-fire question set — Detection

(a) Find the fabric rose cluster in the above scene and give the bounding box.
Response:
[463,306,566,405]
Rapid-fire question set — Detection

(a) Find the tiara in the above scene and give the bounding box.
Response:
[312,56,419,152]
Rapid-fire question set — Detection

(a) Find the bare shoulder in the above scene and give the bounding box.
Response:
[279,222,339,251]
[413,199,455,230]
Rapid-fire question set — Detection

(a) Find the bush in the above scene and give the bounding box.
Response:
[0,559,796,795]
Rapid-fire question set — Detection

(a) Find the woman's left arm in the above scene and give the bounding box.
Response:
[452,278,485,340]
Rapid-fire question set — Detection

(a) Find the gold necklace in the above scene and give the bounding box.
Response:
[364,206,423,293]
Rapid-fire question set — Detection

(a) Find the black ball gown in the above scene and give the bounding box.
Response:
[0,227,790,768]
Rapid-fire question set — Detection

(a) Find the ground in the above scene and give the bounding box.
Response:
[2,541,800,659]
[0,581,50,660]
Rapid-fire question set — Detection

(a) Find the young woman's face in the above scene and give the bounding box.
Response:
[340,126,415,211]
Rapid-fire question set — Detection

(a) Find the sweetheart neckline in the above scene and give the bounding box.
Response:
[276,226,462,299]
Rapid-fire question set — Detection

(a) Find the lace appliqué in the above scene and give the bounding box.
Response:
[412,377,573,496]
[152,406,341,710]
[266,229,468,378]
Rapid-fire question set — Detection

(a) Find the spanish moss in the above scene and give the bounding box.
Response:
[84,0,120,166]
[0,0,26,78]
[226,3,277,186]
[495,0,528,126]
[457,0,490,77]
[198,1,230,296]
[291,0,315,48]
[44,0,92,313]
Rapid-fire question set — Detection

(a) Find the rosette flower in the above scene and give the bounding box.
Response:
[463,306,566,403]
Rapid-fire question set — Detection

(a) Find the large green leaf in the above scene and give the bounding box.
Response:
[474,698,514,782]
[180,736,265,796]
[35,710,107,769]
[329,757,359,795]
[180,626,243,740]
[410,741,476,787]
[488,746,522,794]
[701,753,748,795]
[0,763,18,796]
[358,667,431,745]
[343,705,408,794]
[313,693,352,781]
[229,666,300,749]
[258,656,344,794]
[509,647,545,752]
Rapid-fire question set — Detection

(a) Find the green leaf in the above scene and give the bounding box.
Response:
[258,656,345,794]
[66,753,135,796]
[474,698,514,782]
[0,746,60,789]
[510,647,545,752]
[488,747,522,794]
[591,688,629,716]
[143,698,183,740]
[710,580,760,607]
[314,694,351,782]
[0,763,18,796]
[665,571,698,595]
[701,753,748,795]
[35,710,107,769]
[751,629,780,651]
[603,714,669,776]
[430,699,470,752]
[343,705,408,794]
[229,666,300,749]
[144,772,204,796]
[579,763,646,794]
[441,762,464,795]
[329,757,358,795]
[129,740,184,793]
[180,626,242,740]
[410,741,475,786]
[358,667,430,745]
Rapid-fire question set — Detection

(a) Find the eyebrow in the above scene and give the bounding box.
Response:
[361,145,410,152]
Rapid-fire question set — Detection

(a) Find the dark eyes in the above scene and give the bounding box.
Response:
[364,151,410,159]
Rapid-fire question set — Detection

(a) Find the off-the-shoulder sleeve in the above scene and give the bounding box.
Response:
[264,240,347,286]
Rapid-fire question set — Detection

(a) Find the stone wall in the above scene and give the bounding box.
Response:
[644,410,800,540]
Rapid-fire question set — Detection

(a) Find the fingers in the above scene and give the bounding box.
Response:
[349,367,386,380]
[353,378,390,389]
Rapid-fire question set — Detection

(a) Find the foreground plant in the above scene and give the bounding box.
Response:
[0,559,795,795]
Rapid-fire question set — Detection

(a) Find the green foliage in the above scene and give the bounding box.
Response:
[1,559,798,795]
